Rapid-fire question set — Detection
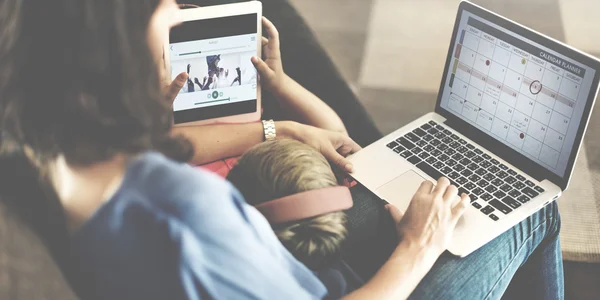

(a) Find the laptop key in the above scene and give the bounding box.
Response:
[425,157,437,164]
[496,171,508,179]
[393,147,403,153]
[467,163,479,171]
[508,189,522,198]
[466,144,475,150]
[441,166,453,174]
[451,134,460,140]
[482,153,492,160]
[480,161,492,169]
[423,134,434,142]
[504,176,517,184]
[468,174,481,182]
[415,162,443,181]
[413,128,427,137]
[423,145,435,152]
[431,149,442,157]
[439,154,450,162]
[525,180,535,187]
[464,151,476,158]
[430,139,442,147]
[490,158,499,165]
[517,195,531,203]
[500,184,512,192]
[464,182,477,190]
[418,152,430,159]
[449,141,461,149]
[457,146,469,153]
[411,147,423,154]
[483,173,495,181]
[474,149,483,155]
[493,191,507,199]
[435,125,445,131]
[472,156,484,163]
[453,164,465,172]
[489,213,499,221]
[522,187,539,198]
[421,123,432,130]
[513,181,526,190]
[397,137,415,149]
[459,158,471,165]
[443,129,452,135]
[437,144,449,151]
[472,187,484,196]
[448,171,460,180]
[485,185,498,193]
[488,166,500,174]
[407,155,421,165]
[444,148,456,156]
[433,161,445,169]
[491,179,504,186]
[405,132,420,143]
[534,186,545,193]
[477,179,489,188]
[460,169,473,177]
[475,168,487,176]
[458,139,467,145]
[387,141,399,149]
[442,137,454,144]
[456,176,468,185]
[481,205,494,215]
[458,187,469,196]
[472,202,482,209]
[427,128,439,135]
[489,199,513,214]
[452,153,464,161]
[516,174,526,182]
[501,196,521,209]
[434,132,446,139]
[400,151,412,158]
[428,120,437,126]
[469,194,478,202]
[416,140,428,147]
[481,193,493,201]
[446,159,457,167]
[507,169,517,176]
[499,164,508,170]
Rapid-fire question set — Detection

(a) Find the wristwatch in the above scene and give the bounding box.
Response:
[262,119,276,141]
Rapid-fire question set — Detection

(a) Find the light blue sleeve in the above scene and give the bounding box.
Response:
[161,170,327,299]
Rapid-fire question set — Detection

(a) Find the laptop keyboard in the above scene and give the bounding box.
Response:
[386,120,546,221]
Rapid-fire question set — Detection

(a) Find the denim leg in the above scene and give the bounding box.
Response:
[408,201,563,300]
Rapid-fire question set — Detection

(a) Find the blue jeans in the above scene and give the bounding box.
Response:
[343,184,564,299]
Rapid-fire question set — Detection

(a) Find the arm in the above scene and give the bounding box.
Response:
[344,178,469,299]
[252,17,347,134]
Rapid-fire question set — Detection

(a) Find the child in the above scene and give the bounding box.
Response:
[227,139,363,299]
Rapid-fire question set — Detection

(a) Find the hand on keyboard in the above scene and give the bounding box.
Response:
[386,177,469,258]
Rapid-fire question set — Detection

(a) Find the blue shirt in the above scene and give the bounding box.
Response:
[70,152,327,300]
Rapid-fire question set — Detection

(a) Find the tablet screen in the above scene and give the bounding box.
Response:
[170,13,258,124]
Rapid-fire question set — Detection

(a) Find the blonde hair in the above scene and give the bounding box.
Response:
[227,139,348,269]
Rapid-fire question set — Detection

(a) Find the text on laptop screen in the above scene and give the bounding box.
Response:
[439,11,597,177]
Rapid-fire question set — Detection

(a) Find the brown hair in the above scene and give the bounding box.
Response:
[227,139,348,269]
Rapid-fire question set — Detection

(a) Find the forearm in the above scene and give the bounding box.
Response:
[273,75,347,135]
[344,241,439,300]
[173,121,298,165]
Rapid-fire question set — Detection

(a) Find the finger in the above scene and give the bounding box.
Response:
[442,184,459,202]
[166,72,188,104]
[261,37,269,47]
[416,180,435,194]
[262,17,280,55]
[432,177,451,195]
[323,147,354,172]
[251,56,275,80]
[385,204,405,224]
[450,193,469,224]
[336,136,362,156]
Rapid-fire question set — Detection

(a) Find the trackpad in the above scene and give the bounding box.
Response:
[375,170,427,212]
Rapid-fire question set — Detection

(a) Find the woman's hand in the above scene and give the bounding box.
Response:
[165,72,188,105]
[386,177,469,258]
[282,122,361,172]
[251,17,286,93]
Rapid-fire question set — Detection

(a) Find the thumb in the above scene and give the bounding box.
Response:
[385,204,405,224]
[324,147,354,173]
[251,56,274,80]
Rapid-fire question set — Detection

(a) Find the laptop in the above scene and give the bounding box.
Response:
[348,0,600,257]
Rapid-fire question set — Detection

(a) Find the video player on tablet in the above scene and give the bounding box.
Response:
[166,2,262,126]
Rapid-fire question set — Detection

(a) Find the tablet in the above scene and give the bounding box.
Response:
[167,2,262,126]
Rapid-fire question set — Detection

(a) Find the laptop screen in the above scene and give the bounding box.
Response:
[438,5,598,179]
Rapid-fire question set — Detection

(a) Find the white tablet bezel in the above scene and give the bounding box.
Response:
[166,1,262,126]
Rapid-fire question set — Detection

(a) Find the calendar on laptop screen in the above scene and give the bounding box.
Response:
[439,12,597,177]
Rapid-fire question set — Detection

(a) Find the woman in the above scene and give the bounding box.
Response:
[0,1,562,300]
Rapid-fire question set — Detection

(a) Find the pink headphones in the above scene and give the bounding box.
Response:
[253,186,353,224]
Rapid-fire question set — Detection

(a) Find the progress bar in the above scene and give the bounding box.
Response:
[194,98,231,106]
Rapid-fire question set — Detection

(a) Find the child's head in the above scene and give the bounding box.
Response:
[227,139,349,269]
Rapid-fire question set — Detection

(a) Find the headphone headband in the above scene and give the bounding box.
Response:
[253,186,353,224]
